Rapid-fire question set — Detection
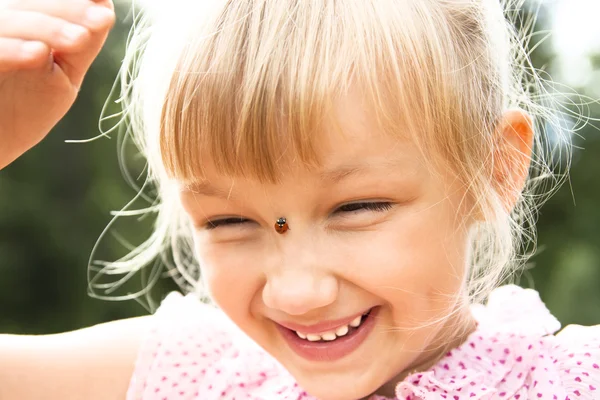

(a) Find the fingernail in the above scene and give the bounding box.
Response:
[21,41,45,59]
[85,6,114,28]
[62,24,88,43]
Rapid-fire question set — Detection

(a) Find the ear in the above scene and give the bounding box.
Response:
[494,109,534,212]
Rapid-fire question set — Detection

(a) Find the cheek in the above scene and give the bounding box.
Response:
[340,201,470,320]
[193,239,265,323]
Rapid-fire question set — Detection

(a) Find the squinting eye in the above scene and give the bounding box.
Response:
[335,201,394,214]
[204,217,250,230]
[202,202,393,230]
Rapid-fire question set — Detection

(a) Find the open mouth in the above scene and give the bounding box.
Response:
[276,306,380,362]
[292,308,374,343]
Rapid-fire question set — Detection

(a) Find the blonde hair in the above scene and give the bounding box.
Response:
[88,0,570,308]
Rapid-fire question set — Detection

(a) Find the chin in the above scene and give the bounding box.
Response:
[288,367,385,400]
[303,386,375,400]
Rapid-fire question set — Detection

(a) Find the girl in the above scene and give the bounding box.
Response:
[0,0,598,399]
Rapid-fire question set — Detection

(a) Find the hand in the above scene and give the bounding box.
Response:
[0,0,115,170]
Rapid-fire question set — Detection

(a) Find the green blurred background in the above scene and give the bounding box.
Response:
[0,1,599,335]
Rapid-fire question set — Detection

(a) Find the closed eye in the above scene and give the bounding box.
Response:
[205,216,250,230]
[334,201,393,214]
[203,202,393,230]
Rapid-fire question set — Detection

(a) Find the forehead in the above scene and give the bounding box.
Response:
[181,94,421,194]
[313,98,416,177]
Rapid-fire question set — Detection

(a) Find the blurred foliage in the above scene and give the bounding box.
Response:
[521,6,600,326]
[0,2,598,335]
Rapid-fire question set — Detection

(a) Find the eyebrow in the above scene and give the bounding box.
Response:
[319,163,376,184]
[183,159,409,199]
[319,158,410,183]
[183,181,236,199]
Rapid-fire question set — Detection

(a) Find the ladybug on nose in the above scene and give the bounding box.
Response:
[274,217,289,234]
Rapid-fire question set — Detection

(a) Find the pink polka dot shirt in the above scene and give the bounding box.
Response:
[126,285,600,399]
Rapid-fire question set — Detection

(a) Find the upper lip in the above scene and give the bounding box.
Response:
[275,307,374,335]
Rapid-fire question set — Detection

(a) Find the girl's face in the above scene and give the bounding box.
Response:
[179,94,476,400]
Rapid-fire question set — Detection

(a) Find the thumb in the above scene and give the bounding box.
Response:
[53,0,116,89]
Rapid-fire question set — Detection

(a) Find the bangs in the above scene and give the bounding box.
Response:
[157,0,489,184]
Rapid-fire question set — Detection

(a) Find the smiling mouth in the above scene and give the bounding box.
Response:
[292,308,373,343]
[275,306,380,362]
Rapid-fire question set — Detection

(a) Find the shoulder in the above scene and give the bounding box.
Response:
[126,291,304,400]
[550,324,600,397]
[126,291,230,399]
[397,285,600,400]
[475,285,600,398]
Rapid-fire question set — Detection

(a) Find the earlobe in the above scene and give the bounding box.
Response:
[494,109,534,212]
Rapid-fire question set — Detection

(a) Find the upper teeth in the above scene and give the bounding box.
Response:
[295,314,364,342]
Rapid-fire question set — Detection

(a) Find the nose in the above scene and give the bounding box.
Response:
[262,262,339,316]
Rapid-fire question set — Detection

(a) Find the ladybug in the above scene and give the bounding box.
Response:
[274,217,289,234]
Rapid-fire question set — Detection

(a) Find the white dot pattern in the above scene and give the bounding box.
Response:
[126,286,600,399]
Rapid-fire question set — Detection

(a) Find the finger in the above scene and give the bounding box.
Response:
[4,0,114,31]
[0,10,92,53]
[0,0,115,88]
[0,38,50,73]
[91,0,114,12]
[39,2,115,90]
[1,0,116,85]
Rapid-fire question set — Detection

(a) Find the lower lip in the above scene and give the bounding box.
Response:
[276,307,380,362]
